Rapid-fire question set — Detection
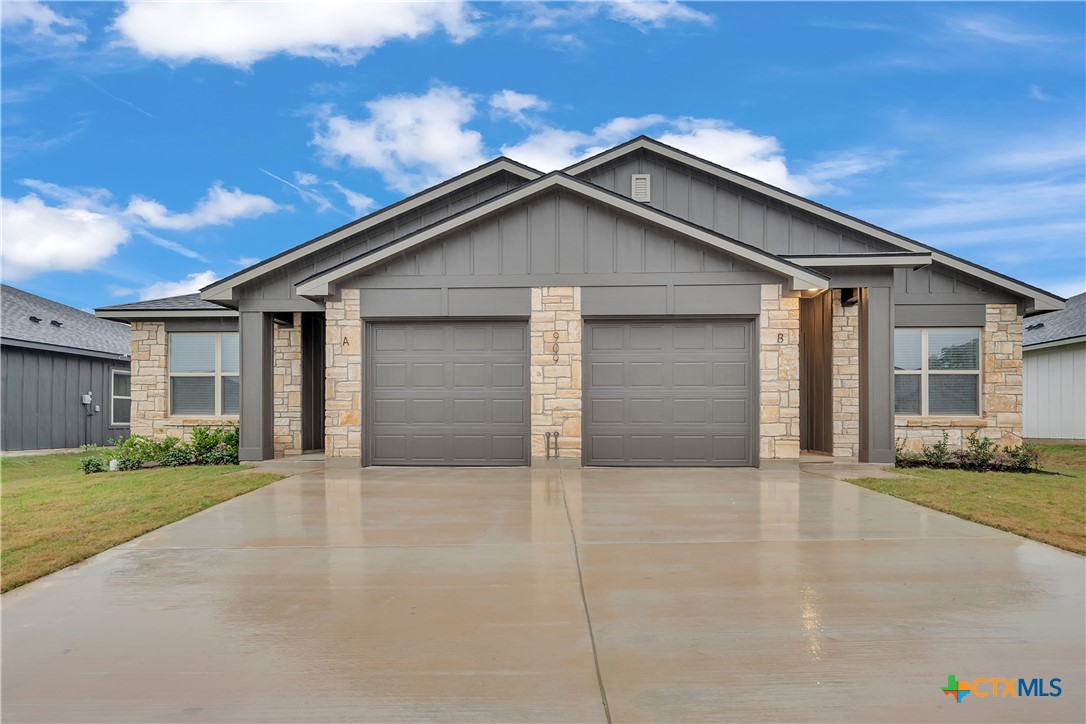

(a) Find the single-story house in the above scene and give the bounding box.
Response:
[96,136,1064,466]
[1022,292,1085,442]
[2,285,132,451]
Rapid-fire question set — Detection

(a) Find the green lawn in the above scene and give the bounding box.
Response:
[1,453,284,592]
[849,445,1086,554]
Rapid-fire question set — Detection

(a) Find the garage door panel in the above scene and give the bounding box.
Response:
[492,363,525,388]
[584,319,754,467]
[368,322,530,466]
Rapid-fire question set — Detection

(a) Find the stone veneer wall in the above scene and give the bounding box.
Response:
[129,320,237,441]
[272,312,303,456]
[530,286,582,461]
[831,294,861,457]
[325,288,362,458]
[759,284,801,459]
[895,303,1023,451]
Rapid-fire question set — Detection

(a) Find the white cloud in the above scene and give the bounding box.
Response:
[260,168,336,214]
[231,257,260,267]
[112,0,477,67]
[605,1,712,29]
[1037,277,1086,299]
[502,115,880,195]
[489,90,550,123]
[125,183,286,230]
[944,15,1061,46]
[516,1,709,32]
[137,270,219,300]
[328,181,375,216]
[313,86,488,193]
[1028,84,1050,101]
[1,0,86,45]
[0,194,129,280]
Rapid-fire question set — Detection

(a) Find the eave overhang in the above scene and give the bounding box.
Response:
[200,158,542,302]
[293,172,830,297]
[567,137,1065,313]
[95,309,240,322]
[782,252,932,269]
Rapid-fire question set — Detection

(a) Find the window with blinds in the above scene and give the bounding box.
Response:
[168,333,240,416]
[894,328,981,416]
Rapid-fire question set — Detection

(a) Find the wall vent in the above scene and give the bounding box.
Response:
[631,173,651,203]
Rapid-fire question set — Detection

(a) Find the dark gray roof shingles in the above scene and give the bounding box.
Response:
[1023,292,1086,347]
[2,285,131,357]
[95,293,227,312]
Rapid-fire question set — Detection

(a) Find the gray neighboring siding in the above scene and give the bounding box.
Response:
[1,346,130,451]
[577,149,901,256]
[1024,342,1086,441]
[341,190,779,293]
[238,173,526,304]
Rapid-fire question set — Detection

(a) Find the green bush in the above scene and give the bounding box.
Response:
[190,425,239,466]
[160,443,194,467]
[896,430,1043,473]
[79,456,106,474]
[922,432,951,467]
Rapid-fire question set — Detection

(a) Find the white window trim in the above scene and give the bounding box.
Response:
[111,369,132,427]
[894,327,983,417]
[168,332,240,418]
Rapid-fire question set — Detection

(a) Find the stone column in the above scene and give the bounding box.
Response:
[530,286,582,463]
[129,321,167,439]
[983,303,1023,445]
[759,283,800,459]
[831,293,860,457]
[324,288,362,459]
[272,312,303,456]
[239,311,274,461]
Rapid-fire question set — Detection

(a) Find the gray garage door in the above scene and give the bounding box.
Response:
[584,320,755,466]
[367,322,530,466]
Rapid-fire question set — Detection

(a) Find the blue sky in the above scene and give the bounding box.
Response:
[2,1,1083,311]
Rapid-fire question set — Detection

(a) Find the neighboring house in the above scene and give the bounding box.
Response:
[1022,292,1085,442]
[2,285,132,451]
[96,136,1064,467]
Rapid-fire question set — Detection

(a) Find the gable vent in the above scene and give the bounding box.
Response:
[631,173,651,203]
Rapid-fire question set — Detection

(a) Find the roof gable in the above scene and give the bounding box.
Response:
[568,136,1064,311]
[201,157,541,302]
[295,173,829,296]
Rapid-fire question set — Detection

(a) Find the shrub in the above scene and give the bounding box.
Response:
[190,425,240,466]
[895,438,922,467]
[79,456,106,474]
[962,430,998,470]
[921,432,951,467]
[160,443,194,467]
[1004,443,1042,472]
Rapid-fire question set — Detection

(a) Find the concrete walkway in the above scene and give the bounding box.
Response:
[2,462,1083,722]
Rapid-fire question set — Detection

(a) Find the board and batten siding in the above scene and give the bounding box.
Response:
[0,345,130,450]
[1024,342,1086,441]
[576,149,900,255]
[239,172,527,303]
[350,190,768,283]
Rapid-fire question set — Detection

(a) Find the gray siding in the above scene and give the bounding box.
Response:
[578,149,902,255]
[1,345,130,451]
[238,172,526,303]
[344,191,779,294]
[893,265,1016,306]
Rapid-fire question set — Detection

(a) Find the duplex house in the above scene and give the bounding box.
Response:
[96,137,1063,466]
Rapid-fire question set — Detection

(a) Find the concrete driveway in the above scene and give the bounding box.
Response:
[3,462,1083,723]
